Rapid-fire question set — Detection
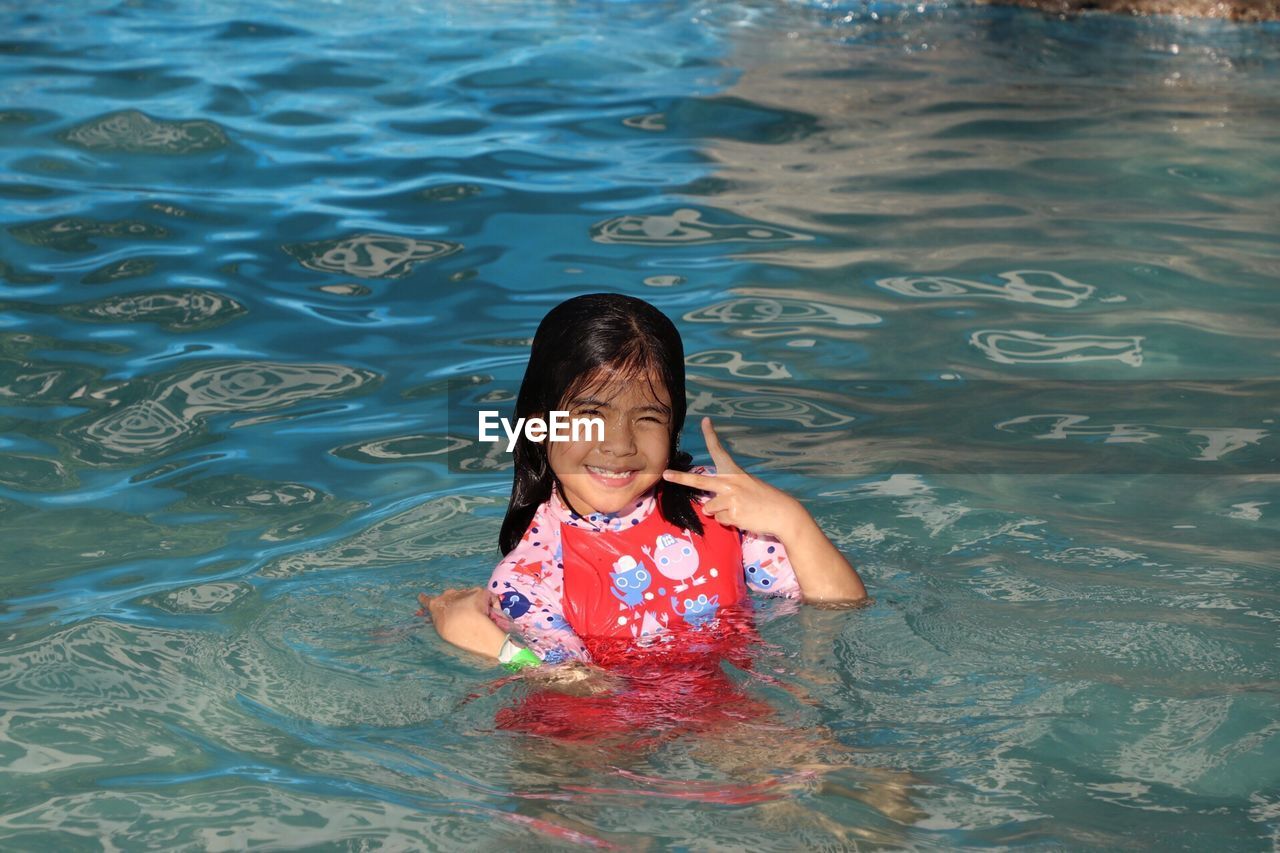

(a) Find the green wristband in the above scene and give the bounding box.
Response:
[502,647,541,672]
[498,635,542,672]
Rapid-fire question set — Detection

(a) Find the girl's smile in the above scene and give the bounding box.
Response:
[584,465,639,485]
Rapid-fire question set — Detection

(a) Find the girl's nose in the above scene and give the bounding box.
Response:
[601,416,636,455]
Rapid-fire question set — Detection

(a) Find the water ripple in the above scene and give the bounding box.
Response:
[331,433,468,464]
[969,330,1144,366]
[171,361,378,418]
[283,233,462,279]
[142,581,254,615]
[686,349,792,380]
[59,110,230,155]
[81,257,158,285]
[591,209,810,246]
[683,296,879,330]
[687,382,855,428]
[67,361,380,465]
[876,270,1096,307]
[258,494,498,578]
[69,290,247,332]
[73,400,201,461]
[9,217,170,253]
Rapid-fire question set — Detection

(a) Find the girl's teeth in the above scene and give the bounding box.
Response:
[589,466,631,479]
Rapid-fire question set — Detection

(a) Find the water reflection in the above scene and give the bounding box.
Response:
[687,385,854,428]
[312,283,372,297]
[590,209,810,245]
[995,414,1268,462]
[970,330,1144,366]
[420,183,483,203]
[876,270,1096,308]
[68,290,246,331]
[683,296,879,330]
[686,349,791,380]
[67,361,380,465]
[171,361,377,418]
[81,257,157,285]
[0,453,74,492]
[0,260,52,285]
[331,433,469,464]
[258,494,498,577]
[60,110,230,154]
[142,581,253,614]
[284,233,462,278]
[74,399,202,460]
[1,291,245,332]
[0,361,100,406]
[623,112,666,131]
[9,217,169,253]
[175,475,328,511]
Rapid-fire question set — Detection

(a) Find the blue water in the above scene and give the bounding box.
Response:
[1,0,1278,848]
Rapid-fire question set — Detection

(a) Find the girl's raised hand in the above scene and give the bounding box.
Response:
[662,417,804,539]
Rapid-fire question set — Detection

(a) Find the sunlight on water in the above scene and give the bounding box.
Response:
[0,0,1277,848]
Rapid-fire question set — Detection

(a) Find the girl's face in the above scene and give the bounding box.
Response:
[547,370,673,517]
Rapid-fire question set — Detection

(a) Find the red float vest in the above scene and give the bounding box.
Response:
[495,494,770,743]
[560,496,747,666]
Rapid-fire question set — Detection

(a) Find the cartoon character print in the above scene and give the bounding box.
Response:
[633,610,668,641]
[644,532,702,592]
[744,558,779,592]
[536,609,572,633]
[509,556,553,587]
[499,590,532,619]
[609,554,652,608]
[671,593,720,629]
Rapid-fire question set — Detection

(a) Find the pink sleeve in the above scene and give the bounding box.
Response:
[740,530,801,597]
[689,465,802,598]
[487,506,591,664]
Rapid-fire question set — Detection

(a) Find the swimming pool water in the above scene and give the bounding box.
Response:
[1,0,1277,848]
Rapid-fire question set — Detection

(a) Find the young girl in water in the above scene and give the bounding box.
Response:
[421,292,866,681]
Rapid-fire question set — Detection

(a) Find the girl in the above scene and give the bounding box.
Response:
[421,292,866,679]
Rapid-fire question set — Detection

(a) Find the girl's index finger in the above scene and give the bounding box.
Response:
[662,467,720,493]
[701,417,742,473]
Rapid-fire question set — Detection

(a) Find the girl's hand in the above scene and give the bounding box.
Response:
[417,587,507,660]
[661,417,805,539]
[663,417,868,603]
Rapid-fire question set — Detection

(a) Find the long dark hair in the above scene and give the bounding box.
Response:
[498,293,703,555]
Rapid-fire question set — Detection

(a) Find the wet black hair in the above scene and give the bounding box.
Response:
[498,292,703,555]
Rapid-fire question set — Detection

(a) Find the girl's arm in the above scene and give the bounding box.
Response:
[419,514,590,665]
[664,417,867,603]
[418,588,621,695]
[417,588,506,659]
[487,522,592,664]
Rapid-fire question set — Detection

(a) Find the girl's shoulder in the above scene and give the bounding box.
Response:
[513,499,560,547]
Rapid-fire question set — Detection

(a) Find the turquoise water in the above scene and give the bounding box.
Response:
[2,0,1278,848]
